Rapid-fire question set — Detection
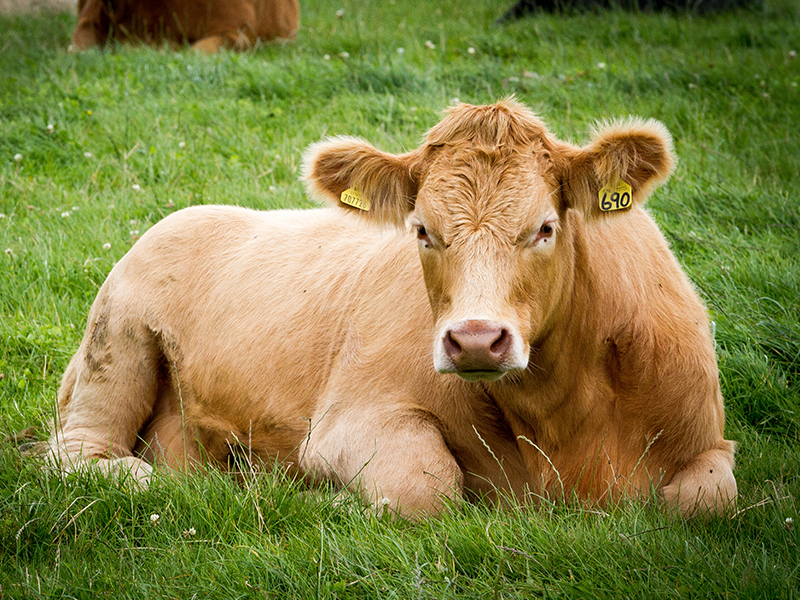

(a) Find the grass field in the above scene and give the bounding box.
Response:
[1,0,799,597]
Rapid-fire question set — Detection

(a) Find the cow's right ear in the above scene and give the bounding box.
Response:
[302,136,423,228]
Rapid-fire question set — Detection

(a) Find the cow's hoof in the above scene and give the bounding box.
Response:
[104,456,154,488]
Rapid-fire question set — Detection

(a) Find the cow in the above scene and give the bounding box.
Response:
[40,99,736,518]
[70,0,299,53]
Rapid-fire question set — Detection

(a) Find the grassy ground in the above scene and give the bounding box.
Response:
[1,0,799,597]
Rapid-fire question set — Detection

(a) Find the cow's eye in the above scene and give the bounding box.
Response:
[534,221,555,245]
[416,225,432,247]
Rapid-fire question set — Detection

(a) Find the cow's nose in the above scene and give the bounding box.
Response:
[443,320,512,372]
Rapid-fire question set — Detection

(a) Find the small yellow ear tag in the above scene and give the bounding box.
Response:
[340,188,371,211]
[598,181,633,212]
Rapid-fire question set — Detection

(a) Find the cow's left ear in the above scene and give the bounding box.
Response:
[302,136,424,228]
[562,118,676,219]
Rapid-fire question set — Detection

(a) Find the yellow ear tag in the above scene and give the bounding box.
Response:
[340,188,371,211]
[598,181,633,212]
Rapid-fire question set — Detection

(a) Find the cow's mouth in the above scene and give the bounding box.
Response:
[455,370,508,382]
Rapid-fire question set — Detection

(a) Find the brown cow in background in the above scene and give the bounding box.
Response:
[39,100,736,518]
[70,0,299,53]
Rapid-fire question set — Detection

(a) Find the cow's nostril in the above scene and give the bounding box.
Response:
[490,329,511,357]
[443,330,463,359]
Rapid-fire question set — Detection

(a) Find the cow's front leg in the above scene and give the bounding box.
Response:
[299,401,463,518]
[661,440,737,517]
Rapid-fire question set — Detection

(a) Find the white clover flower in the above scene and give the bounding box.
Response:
[102,242,111,250]
[132,184,142,191]
[14,154,22,162]
[0,213,5,219]
[335,8,344,18]
[84,152,93,158]
[451,97,460,104]
[424,40,435,50]
[324,54,330,60]
[72,206,79,211]
[179,141,186,148]
[467,47,476,54]
[150,513,160,523]
[789,50,797,59]
[46,124,54,133]
[597,62,606,69]
[187,527,196,536]
[380,497,391,507]
[397,47,405,55]
[4,248,12,256]
[268,185,276,192]
[61,211,70,218]
[339,51,350,59]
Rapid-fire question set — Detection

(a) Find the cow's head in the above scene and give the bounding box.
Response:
[304,99,675,381]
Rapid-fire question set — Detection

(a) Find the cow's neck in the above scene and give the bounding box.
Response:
[489,214,609,492]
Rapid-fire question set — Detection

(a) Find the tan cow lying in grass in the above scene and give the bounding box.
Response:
[70,0,299,53]
[42,100,736,517]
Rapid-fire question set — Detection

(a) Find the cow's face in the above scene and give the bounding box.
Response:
[304,100,675,381]
[409,147,567,380]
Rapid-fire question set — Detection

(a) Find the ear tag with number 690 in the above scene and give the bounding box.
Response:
[598,181,633,212]
[340,188,371,211]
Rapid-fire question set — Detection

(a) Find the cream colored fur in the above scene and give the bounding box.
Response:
[43,100,736,517]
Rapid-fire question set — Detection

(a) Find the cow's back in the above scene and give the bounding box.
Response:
[98,206,413,453]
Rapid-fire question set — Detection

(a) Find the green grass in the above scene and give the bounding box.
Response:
[1,0,799,597]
